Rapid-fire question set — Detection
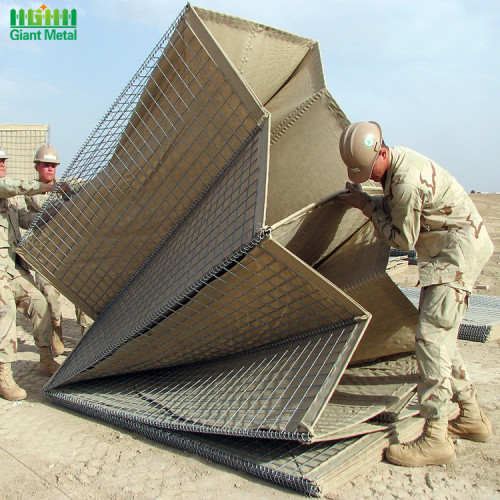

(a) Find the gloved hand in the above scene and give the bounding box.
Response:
[336,182,375,216]
[55,182,76,201]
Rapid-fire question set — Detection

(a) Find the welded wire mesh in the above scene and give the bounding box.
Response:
[18,5,266,317]
[0,124,49,180]
[401,287,500,326]
[46,321,361,440]
[22,124,266,316]
[46,238,365,389]
[42,392,364,496]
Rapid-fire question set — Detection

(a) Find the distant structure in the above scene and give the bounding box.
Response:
[0,123,50,180]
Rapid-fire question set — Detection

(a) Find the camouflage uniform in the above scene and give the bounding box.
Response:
[25,184,63,333]
[0,178,52,364]
[26,186,94,334]
[368,146,493,419]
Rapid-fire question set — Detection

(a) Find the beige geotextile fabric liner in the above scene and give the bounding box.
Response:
[189,7,351,226]
[316,418,425,493]
[271,202,369,267]
[58,238,369,385]
[270,199,417,363]
[195,6,317,106]
[317,222,417,363]
[312,355,418,440]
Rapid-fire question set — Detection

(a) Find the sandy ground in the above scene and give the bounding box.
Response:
[0,194,499,499]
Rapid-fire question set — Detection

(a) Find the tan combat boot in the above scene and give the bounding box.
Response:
[449,396,493,442]
[39,347,60,377]
[51,322,65,356]
[0,363,27,401]
[386,418,456,467]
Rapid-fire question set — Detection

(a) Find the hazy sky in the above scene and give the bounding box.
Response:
[1,0,499,192]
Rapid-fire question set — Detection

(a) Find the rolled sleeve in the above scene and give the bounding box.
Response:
[369,184,422,251]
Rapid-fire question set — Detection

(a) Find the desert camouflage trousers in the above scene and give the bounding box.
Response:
[0,273,52,363]
[36,273,94,333]
[35,272,62,328]
[75,307,93,333]
[416,284,475,419]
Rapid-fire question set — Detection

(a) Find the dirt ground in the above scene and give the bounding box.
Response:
[1,194,499,499]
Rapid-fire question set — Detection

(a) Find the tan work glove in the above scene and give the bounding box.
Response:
[336,182,375,216]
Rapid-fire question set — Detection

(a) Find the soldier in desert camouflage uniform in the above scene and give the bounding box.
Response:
[26,145,94,352]
[0,148,60,401]
[335,122,494,467]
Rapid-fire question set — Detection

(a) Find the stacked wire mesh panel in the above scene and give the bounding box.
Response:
[18,5,422,496]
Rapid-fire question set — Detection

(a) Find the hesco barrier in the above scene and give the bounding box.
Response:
[0,123,49,180]
[18,4,426,495]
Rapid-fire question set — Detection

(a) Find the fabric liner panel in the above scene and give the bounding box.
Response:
[312,355,419,440]
[264,45,327,127]
[270,202,369,268]
[266,92,350,226]
[271,200,416,364]
[46,238,369,388]
[319,417,425,495]
[312,421,391,442]
[317,223,417,363]
[195,6,317,106]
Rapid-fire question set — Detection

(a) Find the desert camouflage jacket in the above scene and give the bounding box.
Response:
[369,146,493,291]
[0,178,43,277]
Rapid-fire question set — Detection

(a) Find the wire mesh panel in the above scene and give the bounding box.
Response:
[46,238,368,389]
[18,5,267,317]
[0,124,49,180]
[45,320,364,440]
[20,120,268,317]
[35,394,426,497]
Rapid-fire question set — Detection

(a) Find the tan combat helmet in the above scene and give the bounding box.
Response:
[34,144,60,165]
[339,121,383,183]
[0,148,8,160]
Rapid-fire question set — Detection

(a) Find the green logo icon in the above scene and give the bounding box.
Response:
[10,4,77,41]
[365,136,374,148]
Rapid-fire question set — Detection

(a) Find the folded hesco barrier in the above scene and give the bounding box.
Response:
[18,4,419,494]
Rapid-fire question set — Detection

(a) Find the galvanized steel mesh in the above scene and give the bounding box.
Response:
[18,6,266,316]
[45,321,362,440]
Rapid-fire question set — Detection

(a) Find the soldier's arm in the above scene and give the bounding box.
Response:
[0,178,52,198]
[368,184,422,251]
